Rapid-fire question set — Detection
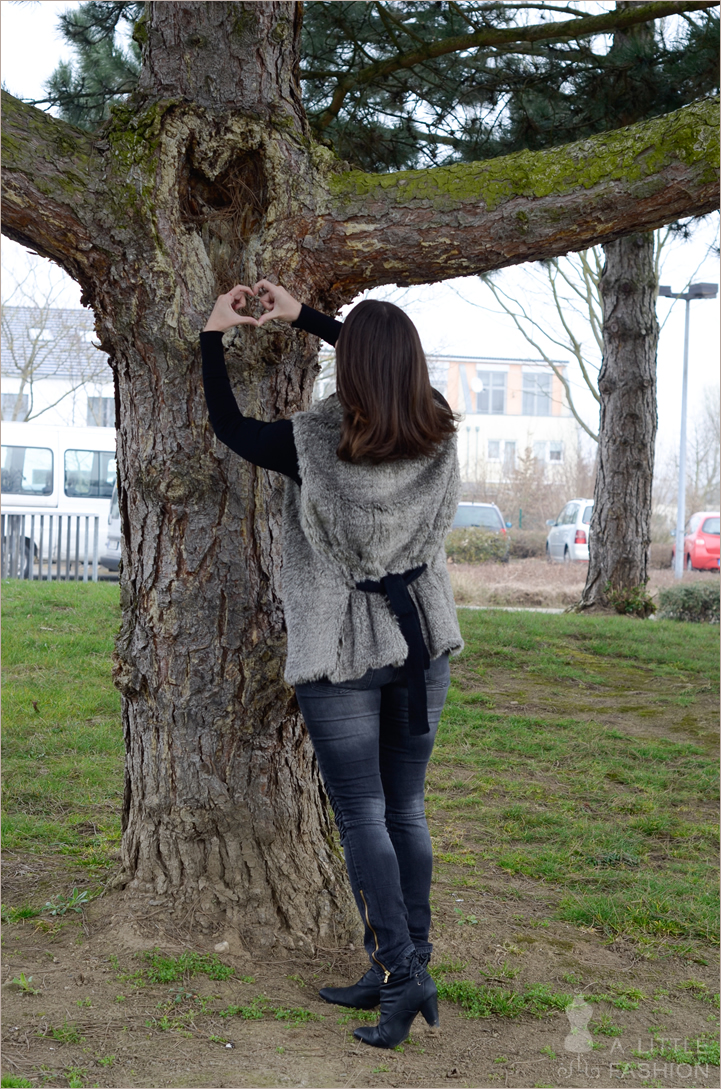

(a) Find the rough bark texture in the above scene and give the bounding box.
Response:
[578,3,660,614]
[579,233,659,610]
[1,1,717,948]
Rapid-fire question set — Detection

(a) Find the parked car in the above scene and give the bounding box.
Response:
[100,482,122,571]
[546,498,593,563]
[451,501,512,559]
[671,511,720,571]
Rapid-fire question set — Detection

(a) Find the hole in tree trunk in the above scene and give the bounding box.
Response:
[180,150,268,290]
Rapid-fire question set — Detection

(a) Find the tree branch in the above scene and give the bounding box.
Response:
[318,97,719,292]
[1,92,106,287]
[315,0,719,130]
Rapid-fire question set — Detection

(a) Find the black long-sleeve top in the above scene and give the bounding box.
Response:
[200,304,341,487]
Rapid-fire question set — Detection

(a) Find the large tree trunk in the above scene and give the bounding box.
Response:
[106,4,359,951]
[578,2,659,614]
[1,1,717,949]
[579,232,658,611]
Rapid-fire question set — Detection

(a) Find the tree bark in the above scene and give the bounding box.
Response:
[579,233,658,610]
[578,2,660,613]
[0,1,717,948]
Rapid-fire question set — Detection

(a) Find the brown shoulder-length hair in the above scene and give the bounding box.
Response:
[334,300,457,463]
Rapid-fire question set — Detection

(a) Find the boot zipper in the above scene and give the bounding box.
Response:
[359,888,391,983]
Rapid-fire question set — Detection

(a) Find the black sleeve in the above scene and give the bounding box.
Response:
[291,303,342,346]
[200,331,301,486]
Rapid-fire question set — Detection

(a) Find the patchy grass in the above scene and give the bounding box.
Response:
[430,609,719,955]
[1,583,718,1088]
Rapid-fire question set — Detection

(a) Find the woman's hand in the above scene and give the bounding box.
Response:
[254,279,302,326]
[203,286,259,333]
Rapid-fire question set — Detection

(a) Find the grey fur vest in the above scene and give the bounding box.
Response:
[281,395,463,686]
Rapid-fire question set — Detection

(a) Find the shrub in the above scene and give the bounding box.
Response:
[507,530,549,559]
[649,542,673,569]
[657,583,720,624]
[445,528,508,564]
[604,581,656,619]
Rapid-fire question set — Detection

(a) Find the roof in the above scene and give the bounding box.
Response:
[1,305,111,383]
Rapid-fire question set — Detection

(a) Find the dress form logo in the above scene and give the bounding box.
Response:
[556,995,714,1082]
[557,994,600,1080]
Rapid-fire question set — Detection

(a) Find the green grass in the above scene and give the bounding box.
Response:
[2,585,718,957]
[429,610,719,952]
[2,581,123,867]
[116,949,235,986]
[219,997,324,1024]
[433,978,572,1019]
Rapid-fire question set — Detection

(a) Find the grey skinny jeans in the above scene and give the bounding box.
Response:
[295,652,451,980]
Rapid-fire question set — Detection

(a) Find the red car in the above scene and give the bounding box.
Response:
[672,511,720,571]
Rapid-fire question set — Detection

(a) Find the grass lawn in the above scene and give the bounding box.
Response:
[2,581,123,874]
[430,609,719,958]
[2,584,719,953]
[1,583,718,1088]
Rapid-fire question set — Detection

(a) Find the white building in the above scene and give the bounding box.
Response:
[1,305,114,427]
[432,354,579,485]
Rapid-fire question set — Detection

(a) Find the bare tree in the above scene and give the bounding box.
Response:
[1,256,109,422]
[467,227,680,441]
[1,2,717,947]
[654,385,721,531]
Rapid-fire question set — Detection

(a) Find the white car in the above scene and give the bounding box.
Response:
[100,482,121,571]
[546,498,593,563]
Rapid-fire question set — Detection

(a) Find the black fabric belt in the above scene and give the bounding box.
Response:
[355,564,431,735]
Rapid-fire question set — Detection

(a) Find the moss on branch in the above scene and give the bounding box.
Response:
[330,97,719,213]
[1,90,96,202]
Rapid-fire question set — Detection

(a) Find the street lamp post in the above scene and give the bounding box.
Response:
[658,282,718,580]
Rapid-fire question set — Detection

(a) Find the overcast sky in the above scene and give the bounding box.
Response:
[2,0,719,461]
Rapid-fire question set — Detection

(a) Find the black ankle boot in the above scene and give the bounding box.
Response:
[353,953,439,1049]
[319,968,381,1009]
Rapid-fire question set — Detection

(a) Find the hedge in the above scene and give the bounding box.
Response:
[657,583,720,624]
[445,527,509,564]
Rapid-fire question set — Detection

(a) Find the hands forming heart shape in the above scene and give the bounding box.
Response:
[203,279,302,333]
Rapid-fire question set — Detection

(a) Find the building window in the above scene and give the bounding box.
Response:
[65,449,116,498]
[476,370,506,414]
[523,372,552,416]
[1,393,30,420]
[87,396,115,428]
[503,441,516,470]
[549,441,563,462]
[487,440,500,460]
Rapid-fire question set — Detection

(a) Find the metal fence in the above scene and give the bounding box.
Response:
[1,512,100,581]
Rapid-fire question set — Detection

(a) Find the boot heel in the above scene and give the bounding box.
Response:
[420,992,439,1027]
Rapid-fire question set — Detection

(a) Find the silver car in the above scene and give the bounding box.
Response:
[546,498,593,563]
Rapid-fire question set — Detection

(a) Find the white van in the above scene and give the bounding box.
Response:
[1,422,116,568]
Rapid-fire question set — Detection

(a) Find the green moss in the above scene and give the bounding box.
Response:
[232,9,258,38]
[131,12,148,47]
[330,97,719,212]
[104,100,171,222]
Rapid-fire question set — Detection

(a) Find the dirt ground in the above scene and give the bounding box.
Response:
[3,847,718,1089]
[447,557,719,610]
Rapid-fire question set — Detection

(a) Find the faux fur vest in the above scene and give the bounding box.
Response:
[281,395,463,686]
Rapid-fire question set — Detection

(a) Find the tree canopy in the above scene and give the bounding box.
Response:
[36,1,719,170]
